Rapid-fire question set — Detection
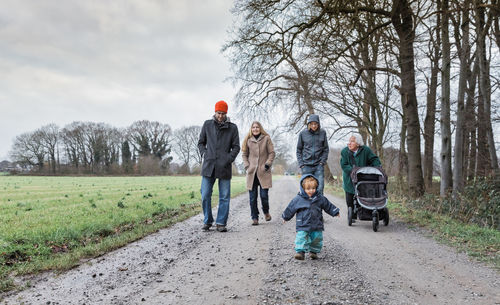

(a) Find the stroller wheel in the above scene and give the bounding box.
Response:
[372,217,379,232]
[383,208,389,226]
[372,211,379,232]
[347,207,353,226]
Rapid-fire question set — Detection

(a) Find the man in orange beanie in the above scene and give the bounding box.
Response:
[198,100,240,232]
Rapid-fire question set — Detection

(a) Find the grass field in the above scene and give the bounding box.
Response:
[0,175,247,291]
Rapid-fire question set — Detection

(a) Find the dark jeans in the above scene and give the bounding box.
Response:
[249,175,269,220]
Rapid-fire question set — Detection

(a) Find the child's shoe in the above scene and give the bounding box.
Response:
[294,252,305,260]
[309,252,318,260]
[252,219,259,226]
[265,213,272,221]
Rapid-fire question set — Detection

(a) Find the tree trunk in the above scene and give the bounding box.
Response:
[392,0,425,197]
[475,0,493,176]
[465,59,479,181]
[440,0,453,197]
[452,0,470,195]
[423,1,440,190]
[398,101,408,192]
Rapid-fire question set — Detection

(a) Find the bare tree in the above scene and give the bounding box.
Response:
[10,131,45,172]
[59,122,121,174]
[440,0,453,196]
[451,0,473,194]
[127,120,172,159]
[225,0,426,196]
[38,124,59,174]
[61,122,88,172]
[172,125,202,173]
[422,0,441,190]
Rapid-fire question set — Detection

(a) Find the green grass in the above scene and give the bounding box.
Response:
[387,200,500,268]
[329,182,499,270]
[0,175,246,292]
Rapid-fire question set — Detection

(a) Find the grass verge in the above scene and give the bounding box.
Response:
[0,175,247,293]
[328,182,499,270]
[388,200,499,269]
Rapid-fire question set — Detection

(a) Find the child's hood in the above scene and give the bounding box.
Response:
[298,174,319,198]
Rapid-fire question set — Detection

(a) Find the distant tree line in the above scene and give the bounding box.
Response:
[9,121,204,175]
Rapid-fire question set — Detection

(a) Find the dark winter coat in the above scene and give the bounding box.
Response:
[340,145,381,194]
[296,114,329,167]
[282,174,340,232]
[198,117,240,179]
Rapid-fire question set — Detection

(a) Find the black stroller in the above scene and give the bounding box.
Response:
[348,166,389,232]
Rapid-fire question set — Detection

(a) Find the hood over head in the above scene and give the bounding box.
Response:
[307,114,320,125]
[299,174,319,197]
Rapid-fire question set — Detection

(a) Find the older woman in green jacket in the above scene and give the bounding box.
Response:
[340,133,381,221]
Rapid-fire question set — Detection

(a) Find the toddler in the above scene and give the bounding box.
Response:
[282,174,340,260]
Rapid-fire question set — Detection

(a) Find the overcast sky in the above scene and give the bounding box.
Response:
[0,0,240,160]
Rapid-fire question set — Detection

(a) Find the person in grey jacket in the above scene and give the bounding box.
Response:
[282,174,340,260]
[296,114,329,194]
[198,100,240,232]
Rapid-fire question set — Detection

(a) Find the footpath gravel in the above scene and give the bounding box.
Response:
[1,176,498,305]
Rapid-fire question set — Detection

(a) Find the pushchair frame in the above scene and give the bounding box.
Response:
[349,166,389,232]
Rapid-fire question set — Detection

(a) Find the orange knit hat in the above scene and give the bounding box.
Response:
[215,100,228,113]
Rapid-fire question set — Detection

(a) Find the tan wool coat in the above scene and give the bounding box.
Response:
[242,134,275,190]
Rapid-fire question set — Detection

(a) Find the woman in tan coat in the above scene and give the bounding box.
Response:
[242,121,275,225]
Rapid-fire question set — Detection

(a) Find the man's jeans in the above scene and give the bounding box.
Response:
[201,176,231,226]
[301,164,325,194]
[249,176,269,220]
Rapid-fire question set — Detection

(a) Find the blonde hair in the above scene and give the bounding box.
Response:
[241,121,269,152]
[302,176,318,189]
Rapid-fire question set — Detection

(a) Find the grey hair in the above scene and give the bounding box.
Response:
[349,133,364,145]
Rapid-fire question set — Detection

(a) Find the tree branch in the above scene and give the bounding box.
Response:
[350,66,400,86]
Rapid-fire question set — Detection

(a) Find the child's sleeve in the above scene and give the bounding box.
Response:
[322,197,340,217]
[282,199,297,221]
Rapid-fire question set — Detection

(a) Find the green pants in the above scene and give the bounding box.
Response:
[294,230,323,253]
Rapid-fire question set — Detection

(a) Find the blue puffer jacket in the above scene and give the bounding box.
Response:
[282,174,340,231]
[296,114,329,167]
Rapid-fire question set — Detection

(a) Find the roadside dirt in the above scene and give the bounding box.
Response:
[1,176,499,305]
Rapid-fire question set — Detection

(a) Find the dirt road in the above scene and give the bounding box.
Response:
[2,176,499,304]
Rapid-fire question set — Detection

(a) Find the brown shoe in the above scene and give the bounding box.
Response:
[309,252,318,260]
[216,225,227,232]
[294,252,305,260]
[265,213,272,221]
[252,219,259,226]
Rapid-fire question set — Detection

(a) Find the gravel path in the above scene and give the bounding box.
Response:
[1,176,499,305]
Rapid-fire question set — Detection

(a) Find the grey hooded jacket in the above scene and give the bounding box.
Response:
[296,114,329,167]
[198,116,240,179]
[282,174,339,231]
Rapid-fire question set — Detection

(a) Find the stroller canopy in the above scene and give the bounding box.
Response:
[350,166,387,185]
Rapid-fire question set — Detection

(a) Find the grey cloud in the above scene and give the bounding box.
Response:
[0,0,237,160]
